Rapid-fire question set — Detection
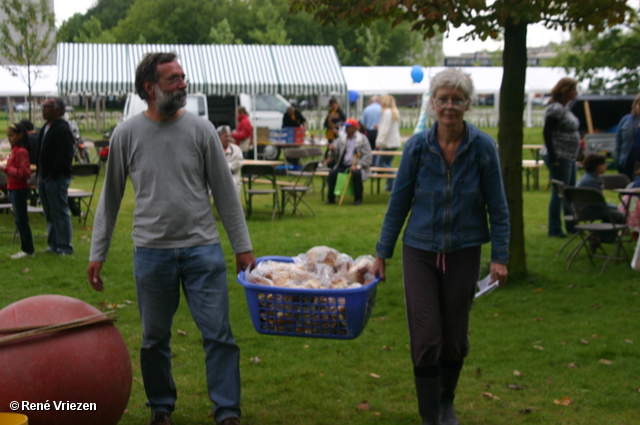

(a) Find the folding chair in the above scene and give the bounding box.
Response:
[68,163,101,226]
[563,187,629,274]
[93,140,110,167]
[550,179,578,257]
[0,172,11,213]
[601,173,631,190]
[280,161,319,217]
[241,164,280,221]
[283,148,309,177]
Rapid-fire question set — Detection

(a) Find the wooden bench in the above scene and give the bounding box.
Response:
[241,177,297,187]
[522,159,544,190]
[369,166,398,194]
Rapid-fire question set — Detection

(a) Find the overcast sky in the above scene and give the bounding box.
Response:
[55,0,638,56]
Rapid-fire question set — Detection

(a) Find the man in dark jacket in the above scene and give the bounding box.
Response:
[37,97,75,255]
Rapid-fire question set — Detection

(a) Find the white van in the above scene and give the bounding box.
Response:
[122,93,290,159]
[122,93,289,130]
[122,93,208,121]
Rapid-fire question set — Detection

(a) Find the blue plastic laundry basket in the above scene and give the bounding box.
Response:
[237,256,380,339]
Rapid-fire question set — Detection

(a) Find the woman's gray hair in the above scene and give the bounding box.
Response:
[217,125,231,136]
[430,68,475,101]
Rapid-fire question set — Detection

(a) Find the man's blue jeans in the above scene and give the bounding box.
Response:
[134,243,241,422]
[543,155,576,236]
[38,177,73,254]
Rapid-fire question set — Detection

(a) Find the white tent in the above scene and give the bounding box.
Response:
[342,66,600,127]
[342,66,593,96]
[0,65,58,97]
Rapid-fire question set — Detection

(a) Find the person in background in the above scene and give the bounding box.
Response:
[324,117,372,206]
[323,97,346,167]
[576,153,625,250]
[374,95,402,192]
[232,106,253,159]
[0,123,35,259]
[282,106,307,131]
[87,52,255,425]
[361,95,381,150]
[541,77,580,238]
[615,92,640,179]
[218,125,243,196]
[37,97,75,255]
[20,118,39,166]
[324,97,346,143]
[370,68,509,425]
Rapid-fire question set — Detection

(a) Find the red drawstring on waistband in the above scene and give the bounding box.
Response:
[436,253,446,274]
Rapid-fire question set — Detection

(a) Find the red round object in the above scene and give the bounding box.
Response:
[0,295,132,425]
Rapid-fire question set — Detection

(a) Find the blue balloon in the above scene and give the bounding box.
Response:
[348,90,359,103]
[411,65,424,83]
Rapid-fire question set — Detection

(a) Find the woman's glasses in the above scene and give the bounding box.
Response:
[432,97,468,110]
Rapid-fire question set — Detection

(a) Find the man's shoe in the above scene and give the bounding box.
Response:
[218,417,240,425]
[353,200,362,206]
[148,411,171,425]
[324,199,336,205]
[10,251,35,259]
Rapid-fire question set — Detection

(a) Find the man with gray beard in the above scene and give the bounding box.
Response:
[87,52,254,425]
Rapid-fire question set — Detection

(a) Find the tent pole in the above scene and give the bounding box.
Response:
[252,94,258,159]
[525,93,533,128]
[96,95,101,133]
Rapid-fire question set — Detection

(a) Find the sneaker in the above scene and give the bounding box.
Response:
[218,417,240,425]
[148,411,171,425]
[10,251,35,259]
[41,247,56,254]
[353,200,362,206]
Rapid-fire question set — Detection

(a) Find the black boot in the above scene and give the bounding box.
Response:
[415,376,440,425]
[439,362,462,425]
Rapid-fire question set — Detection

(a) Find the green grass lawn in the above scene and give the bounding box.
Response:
[0,127,638,425]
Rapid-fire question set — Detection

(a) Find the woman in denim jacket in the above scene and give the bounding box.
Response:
[370,68,510,425]
[615,93,640,179]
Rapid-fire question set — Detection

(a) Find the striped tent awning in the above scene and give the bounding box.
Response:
[57,43,347,96]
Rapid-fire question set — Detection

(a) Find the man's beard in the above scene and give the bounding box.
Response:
[155,85,187,117]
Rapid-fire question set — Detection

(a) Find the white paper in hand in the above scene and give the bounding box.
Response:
[475,274,499,298]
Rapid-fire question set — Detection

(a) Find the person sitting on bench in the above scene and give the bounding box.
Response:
[325,118,372,206]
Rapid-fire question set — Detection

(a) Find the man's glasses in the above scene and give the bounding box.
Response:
[162,75,189,85]
[432,98,468,110]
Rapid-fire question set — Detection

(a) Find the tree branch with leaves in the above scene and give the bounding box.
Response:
[0,0,55,120]
[290,0,634,277]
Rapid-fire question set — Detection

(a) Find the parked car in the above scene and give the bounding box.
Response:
[14,102,41,112]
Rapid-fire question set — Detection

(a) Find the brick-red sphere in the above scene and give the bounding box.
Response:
[0,295,132,425]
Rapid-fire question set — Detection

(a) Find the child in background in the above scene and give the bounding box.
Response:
[0,123,35,259]
[577,153,625,250]
[619,169,640,232]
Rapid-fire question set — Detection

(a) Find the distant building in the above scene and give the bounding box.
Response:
[0,0,56,65]
[444,44,558,67]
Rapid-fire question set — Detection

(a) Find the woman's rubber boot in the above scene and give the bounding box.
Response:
[415,376,440,425]
[439,364,462,425]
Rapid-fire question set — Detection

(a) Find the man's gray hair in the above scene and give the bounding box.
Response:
[135,52,178,100]
[429,68,475,102]
[49,97,66,113]
[217,125,231,136]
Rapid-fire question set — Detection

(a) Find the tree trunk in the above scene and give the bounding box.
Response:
[498,19,528,278]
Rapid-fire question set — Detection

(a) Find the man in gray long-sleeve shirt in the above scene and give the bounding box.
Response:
[87,52,254,425]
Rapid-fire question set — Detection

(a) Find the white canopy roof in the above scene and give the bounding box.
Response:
[342,66,595,96]
[0,65,58,97]
[57,43,348,96]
